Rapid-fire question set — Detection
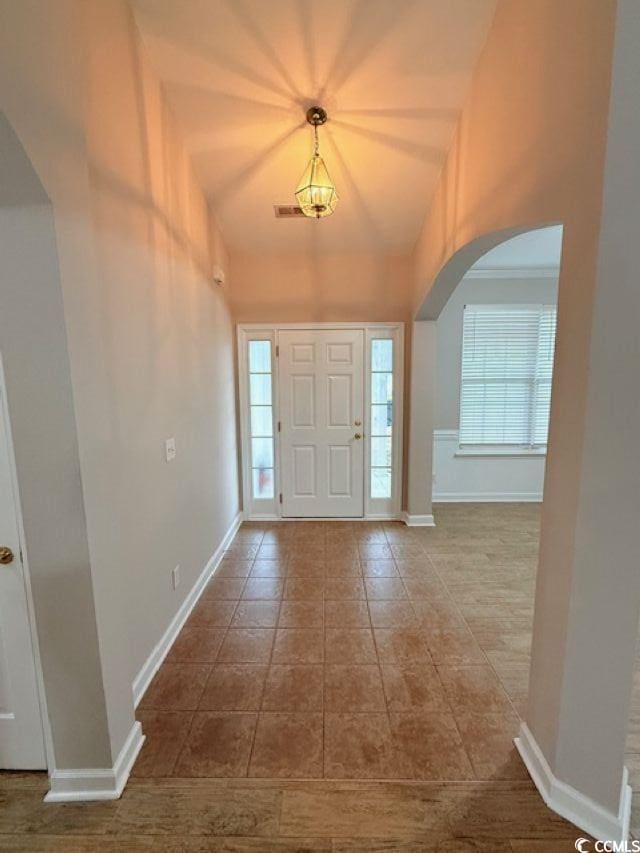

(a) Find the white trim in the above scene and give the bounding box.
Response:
[365,326,405,519]
[515,723,631,843]
[432,429,544,503]
[435,429,462,438]
[44,720,145,803]
[455,448,546,458]
[242,512,277,522]
[237,323,404,522]
[365,513,404,522]
[244,514,403,522]
[434,492,542,503]
[0,354,53,771]
[400,512,435,527]
[436,429,546,458]
[464,265,559,279]
[237,329,278,519]
[132,511,243,707]
[238,322,404,330]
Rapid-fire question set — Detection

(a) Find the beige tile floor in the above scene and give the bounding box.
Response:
[0,503,606,849]
[135,506,537,783]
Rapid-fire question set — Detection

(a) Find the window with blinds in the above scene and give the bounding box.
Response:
[459,304,557,448]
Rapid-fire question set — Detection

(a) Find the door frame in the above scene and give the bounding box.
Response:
[237,322,404,521]
[0,353,53,771]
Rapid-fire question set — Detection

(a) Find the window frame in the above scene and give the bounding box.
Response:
[457,303,557,455]
[238,323,404,521]
[365,328,403,517]
[238,328,279,519]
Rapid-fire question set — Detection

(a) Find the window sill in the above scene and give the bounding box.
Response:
[455,446,547,458]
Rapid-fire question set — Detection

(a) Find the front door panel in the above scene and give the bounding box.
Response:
[279,329,364,517]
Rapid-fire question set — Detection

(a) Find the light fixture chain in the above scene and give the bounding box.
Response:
[295,105,338,219]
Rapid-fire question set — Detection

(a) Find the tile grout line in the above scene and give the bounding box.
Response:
[360,527,402,776]
[244,529,288,778]
[152,512,540,785]
[388,524,482,780]
[419,542,524,723]
[170,528,264,778]
[411,527,492,779]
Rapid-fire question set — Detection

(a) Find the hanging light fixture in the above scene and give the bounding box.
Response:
[295,106,339,219]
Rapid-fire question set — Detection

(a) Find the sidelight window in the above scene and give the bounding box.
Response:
[370,338,393,499]
[248,340,274,499]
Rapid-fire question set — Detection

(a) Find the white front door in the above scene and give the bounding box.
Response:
[278,329,364,517]
[0,384,46,769]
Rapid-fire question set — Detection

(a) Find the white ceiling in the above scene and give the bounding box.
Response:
[473,225,564,270]
[132,0,497,253]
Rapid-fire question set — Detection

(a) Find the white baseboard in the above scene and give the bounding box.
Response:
[432,429,545,503]
[243,512,277,521]
[433,492,542,502]
[400,511,436,527]
[132,511,243,707]
[45,721,145,803]
[515,722,631,843]
[244,514,402,522]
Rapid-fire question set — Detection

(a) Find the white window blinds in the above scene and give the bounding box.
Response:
[459,304,557,447]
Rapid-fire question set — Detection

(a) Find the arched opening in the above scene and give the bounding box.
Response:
[416,223,563,321]
[406,221,564,759]
[433,225,562,504]
[0,111,111,776]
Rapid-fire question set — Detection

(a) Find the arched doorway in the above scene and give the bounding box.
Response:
[404,221,564,761]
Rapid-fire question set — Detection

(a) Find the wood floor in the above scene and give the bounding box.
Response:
[0,504,600,850]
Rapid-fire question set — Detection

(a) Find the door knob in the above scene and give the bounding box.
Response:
[0,546,14,565]
[354,433,362,440]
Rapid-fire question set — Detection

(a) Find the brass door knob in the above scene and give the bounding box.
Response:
[0,546,14,565]
[354,433,362,440]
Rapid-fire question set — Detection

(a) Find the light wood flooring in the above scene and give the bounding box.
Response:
[0,503,613,849]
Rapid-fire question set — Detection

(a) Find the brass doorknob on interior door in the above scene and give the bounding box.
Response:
[354,433,362,440]
[0,546,14,565]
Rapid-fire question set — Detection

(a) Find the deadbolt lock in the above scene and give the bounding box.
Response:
[0,546,14,565]
[354,419,362,426]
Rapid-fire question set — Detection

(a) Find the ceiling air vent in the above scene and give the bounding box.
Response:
[274,205,306,218]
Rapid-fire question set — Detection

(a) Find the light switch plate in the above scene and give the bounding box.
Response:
[165,437,176,462]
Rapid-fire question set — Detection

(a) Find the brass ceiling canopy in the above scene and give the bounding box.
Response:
[305,106,327,126]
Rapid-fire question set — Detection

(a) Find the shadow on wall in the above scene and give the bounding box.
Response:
[132,0,469,254]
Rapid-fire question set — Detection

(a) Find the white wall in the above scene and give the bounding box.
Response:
[0,191,111,769]
[528,0,640,822]
[433,431,546,502]
[0,0,240,770]
[433,274,558,501]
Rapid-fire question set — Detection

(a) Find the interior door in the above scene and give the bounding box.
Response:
[0,384,46,769]
[279,329,364,517]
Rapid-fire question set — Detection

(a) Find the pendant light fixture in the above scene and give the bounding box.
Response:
[295,106,339,219]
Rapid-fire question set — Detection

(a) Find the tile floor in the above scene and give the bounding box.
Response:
[0,504,602,849]
[134,507,537,783]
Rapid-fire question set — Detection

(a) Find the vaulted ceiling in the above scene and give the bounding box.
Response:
[132,0,497,253]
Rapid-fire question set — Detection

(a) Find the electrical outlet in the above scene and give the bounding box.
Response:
[165,437,176,462]
[171,564,180,590]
